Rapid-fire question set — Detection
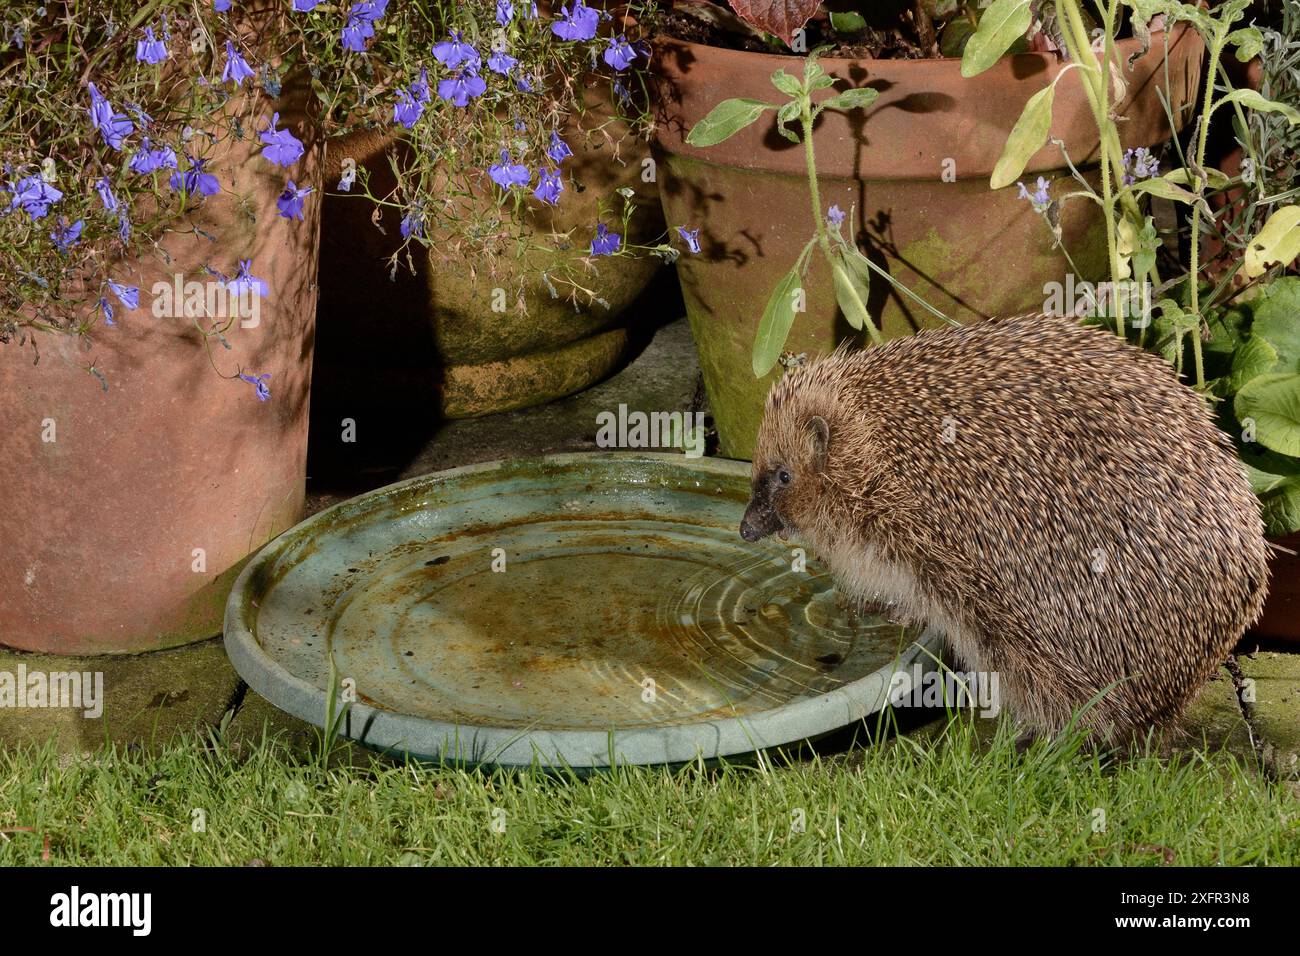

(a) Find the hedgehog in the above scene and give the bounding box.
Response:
[740,313,1270,745]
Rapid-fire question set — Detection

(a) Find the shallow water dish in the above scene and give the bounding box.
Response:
[224,453,939,769]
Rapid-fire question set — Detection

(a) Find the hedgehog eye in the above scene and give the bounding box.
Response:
[778,469,792,485]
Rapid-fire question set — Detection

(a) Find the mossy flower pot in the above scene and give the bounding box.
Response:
[317,88,664,420]
[651,26,1203,459]
[0,94,322,655]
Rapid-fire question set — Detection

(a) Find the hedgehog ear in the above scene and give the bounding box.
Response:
[805,415,829,473]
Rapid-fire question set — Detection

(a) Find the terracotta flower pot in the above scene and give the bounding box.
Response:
[316,87,664,420]
[652,26,1204,459]
[1252,533,1300,646]
[0,94,322,655]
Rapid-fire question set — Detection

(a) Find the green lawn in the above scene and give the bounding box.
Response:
[1,714,1295,866]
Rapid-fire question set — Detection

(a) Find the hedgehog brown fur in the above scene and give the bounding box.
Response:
[740,313,1270,744]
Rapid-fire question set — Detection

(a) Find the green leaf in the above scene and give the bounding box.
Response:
[1244,205,1300,278]
[991,84,1054,189]
[829,11,868,33]
[775,99,801,143]
[752,267,803,377]
[1215,88,1300,126]
[770,69,802,98]
[819,87,880,112]
[832,257,871,331]
[686,98,776,147]
[1162,166,1232,192]
[1235,373,1300,457]
[1240,447,1300,535]
[1249,277,1300,371]
[1259,483,1300,536]
[1227,26,1265,62]
[1128,175,1211,214]
[961,0,1032,78]
[1228,334,1279,393]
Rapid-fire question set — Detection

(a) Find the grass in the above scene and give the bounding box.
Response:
[1,713,1296,866]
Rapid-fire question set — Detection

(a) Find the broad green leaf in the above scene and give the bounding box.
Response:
[1228,334,1279,393]
[1240,446,1300,535]
[832,257,871,331]
[961,0,1032,78]
[1215,88,1300,126]
[752,267,803,377]
[1227,26,1265,62]
[770,69,802,98]
[1248,276,1300,370]
[819,87,880,113]
[1259,483,1300,536]
[1244,205,1300,278]
[1235,373,1300,457]
[686,98,776,147]
[991,84,1054,189]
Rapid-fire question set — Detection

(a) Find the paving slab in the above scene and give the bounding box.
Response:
[1236,650,1300,779]
[1183,667,1256,760]
[0,637,239,752]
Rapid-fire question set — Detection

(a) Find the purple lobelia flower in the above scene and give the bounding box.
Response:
[547,131,572,163]
[7,175,63,219]
[826,204,845,226]
[239,371,272,402]
[341,18,369,52]
[108,280,140,310]
[99,297,115,326]
[411,68,431,104]
[169,156,220,196]
[552,1,600,41]
[227,259,269,298]
[676,226,701,254]
[394,69,432,128]
[393,87,423,128]
[488,151,531,189]
[129,138,178,175]
[1016,176,1052,213]
[433,31,481,70]
[276,180,313,220]
[496,0,515,24]
[341,0,390,52]
[214,0,232,11]
[95,177,119,213]
[136,26,168,65]
[487,49,517,75]
[516,74,534,93]
[260,113,304,167]
[50,218,84,251]
[222,40,256,87]
[117,210,131,242]
[293,0,322,10]
[437,69,487,107]
[337,163,357,192]
[533,167,563,205]
[590,223,621,256]
[87,82,133,151]
[603,35,637,70]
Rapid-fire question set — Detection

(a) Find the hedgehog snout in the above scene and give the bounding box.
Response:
[740,496,785,542]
